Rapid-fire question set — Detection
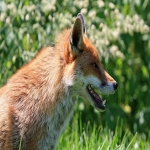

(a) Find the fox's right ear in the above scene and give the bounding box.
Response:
[70,13,86,50]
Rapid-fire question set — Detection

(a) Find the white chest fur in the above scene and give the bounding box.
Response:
[39,95,74,150]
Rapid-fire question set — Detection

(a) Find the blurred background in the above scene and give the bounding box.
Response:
[0,0,150,139]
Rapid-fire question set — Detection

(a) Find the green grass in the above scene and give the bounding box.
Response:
[57,112,150,150]
[18,136,22,150]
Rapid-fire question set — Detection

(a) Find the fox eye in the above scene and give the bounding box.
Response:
[93,63,99,70]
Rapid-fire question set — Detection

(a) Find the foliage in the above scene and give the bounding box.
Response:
[0,0,150,141]
[57,112,150,150]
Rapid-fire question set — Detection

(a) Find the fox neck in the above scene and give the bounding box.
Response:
[39,91,75,150]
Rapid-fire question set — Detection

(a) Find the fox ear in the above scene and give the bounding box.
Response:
[64,14,86,64]
[70,13,86,50]
[77,13,86,34]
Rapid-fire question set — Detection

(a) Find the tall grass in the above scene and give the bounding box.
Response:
[18,136,22,150]
[1,0,150,134]
[57,112,150,150]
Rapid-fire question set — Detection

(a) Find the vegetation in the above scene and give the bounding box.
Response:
[0,0,150,149]
[58,112,150,150]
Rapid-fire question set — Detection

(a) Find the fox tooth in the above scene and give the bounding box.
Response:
[103,99,106,105]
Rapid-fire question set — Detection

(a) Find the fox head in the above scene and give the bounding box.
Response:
[63,13,118,111]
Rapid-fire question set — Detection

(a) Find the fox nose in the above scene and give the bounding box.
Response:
[113,82,118,90]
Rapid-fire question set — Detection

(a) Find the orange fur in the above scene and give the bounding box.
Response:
[0,14,117,150]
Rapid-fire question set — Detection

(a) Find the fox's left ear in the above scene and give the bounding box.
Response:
[64,14,86,64]
[76,13,86,34]
[70,13,86,50]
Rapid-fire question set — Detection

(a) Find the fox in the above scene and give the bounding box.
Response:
[0,13,118,150]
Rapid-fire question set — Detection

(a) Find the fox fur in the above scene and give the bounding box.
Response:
[0,14,118,150]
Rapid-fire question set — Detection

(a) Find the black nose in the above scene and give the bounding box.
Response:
[113,82,118,90]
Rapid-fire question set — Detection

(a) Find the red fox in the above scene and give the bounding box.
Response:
[0,14,118,150]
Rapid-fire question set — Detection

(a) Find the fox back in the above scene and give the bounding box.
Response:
[0,14,118,150]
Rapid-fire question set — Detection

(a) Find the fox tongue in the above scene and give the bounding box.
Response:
[87,85,105,111]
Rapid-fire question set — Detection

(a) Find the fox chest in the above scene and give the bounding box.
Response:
[38,98,74,150]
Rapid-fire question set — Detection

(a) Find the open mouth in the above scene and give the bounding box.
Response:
[87,84,106,111]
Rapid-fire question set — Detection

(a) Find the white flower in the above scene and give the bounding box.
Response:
[6,17,11,24]
[134,142,139,150]
[25,14,29,21]
[73,0,89,8]
[81,8,87,15]
[126,15,132,23]
[33,23,40,29]
[0,13,6,21]
[111,30,120,39]
[109,45,118,53]
[88,10,96,18]
[141,25,150,34]
[104,9,108,16]
[97,0,105,8]
[7,3,15,10]
[105,39,109,45]
[41,0,47,5]
[116,51,125,59]
[116,13,123,20]
[99,23,104,28]
[43,4,56,12]
[109,2,115,9]
[116,21,121,27]
[26,5,36,12]
[114,8,119,14]
[133,14,139,21]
